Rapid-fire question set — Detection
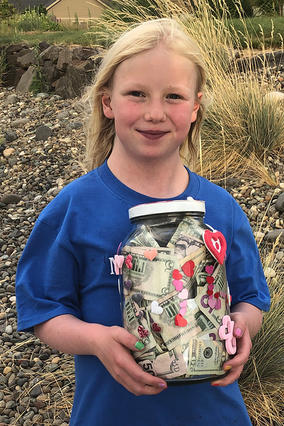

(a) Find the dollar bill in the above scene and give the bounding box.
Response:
[138,347,187,379]
[187,338,228,376]
[152,303,201,352]
[121,251,179,301]
[195,292,227,329]
[123,296,158,357]
[167,217,204,255]
[179,248,207,298]
[127,225,160,247]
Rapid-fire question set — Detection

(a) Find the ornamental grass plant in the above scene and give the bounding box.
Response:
[91,0,284,184]
[240,236,284,425]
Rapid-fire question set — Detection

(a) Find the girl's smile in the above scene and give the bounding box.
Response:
[102,44,202,166]
[136,129,170,140]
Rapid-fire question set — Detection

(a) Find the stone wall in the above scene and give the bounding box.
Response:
[1,43,102,99]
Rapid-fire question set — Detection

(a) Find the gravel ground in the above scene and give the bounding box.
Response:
[0,86,283,425]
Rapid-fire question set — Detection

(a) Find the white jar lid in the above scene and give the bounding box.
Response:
[129,197,205,219]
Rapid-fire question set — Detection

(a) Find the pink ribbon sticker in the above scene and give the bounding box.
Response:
[218,315,237,355]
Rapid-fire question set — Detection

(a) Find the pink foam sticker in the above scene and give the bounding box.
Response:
[203,230,227,265]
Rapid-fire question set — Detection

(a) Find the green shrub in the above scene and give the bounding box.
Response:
[14,9,64,32]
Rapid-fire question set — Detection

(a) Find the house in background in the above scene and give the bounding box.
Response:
[9,1,105,24]
[46,0,104,24]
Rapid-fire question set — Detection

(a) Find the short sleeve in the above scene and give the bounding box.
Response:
[16,219,81,332]
[226,205,270,312]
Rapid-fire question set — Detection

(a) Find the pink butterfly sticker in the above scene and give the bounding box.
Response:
[218,315,237,355]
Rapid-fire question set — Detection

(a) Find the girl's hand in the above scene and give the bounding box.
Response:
[93,324,167,396]
[211,312,252,387]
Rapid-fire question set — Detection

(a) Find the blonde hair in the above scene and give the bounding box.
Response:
[83,18,207,171]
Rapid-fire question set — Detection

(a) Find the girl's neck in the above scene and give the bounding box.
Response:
[107,155,189,198]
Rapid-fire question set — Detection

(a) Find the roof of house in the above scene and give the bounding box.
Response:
[9,1,55,12]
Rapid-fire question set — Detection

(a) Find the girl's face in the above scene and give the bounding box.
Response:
[102,44,202,165]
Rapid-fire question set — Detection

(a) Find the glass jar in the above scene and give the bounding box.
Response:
[120,197,231,384]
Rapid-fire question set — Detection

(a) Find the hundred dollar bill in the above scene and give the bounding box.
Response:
[127,225,160,247]
[187,338,228,376]
[121,251,179,301]
[138,347,187,379]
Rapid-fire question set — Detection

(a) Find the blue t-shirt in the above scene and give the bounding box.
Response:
[16,161,270,426]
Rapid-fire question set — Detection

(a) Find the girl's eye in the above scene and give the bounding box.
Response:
[129,91,145,97]
[167,93,182,100]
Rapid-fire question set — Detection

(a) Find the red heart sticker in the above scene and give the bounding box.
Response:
[175,313,187,327]
[172,269,183,280]
[203,230,227,265]
[206,276,215,284]
[181,260,195,277]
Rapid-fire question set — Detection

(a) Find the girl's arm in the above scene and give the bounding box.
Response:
[34,315,167,395]
[211,302,263,386]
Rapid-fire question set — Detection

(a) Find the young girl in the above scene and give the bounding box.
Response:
[16,18,270,426]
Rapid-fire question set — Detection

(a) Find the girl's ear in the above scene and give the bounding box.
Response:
[190,92,202,123]
[102,92,114,119]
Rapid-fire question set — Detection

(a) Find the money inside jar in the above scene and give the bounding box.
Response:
[121,198,231,383]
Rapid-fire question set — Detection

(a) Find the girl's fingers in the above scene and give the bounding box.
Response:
[102,326,167,394]
[119,368,167,396]
[111,325,146,352]
[212,365,244,387]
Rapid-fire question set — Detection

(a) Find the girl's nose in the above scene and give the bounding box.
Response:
[144,102,166,122]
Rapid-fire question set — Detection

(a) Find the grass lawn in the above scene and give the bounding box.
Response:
[0,16,283,49]
[0,28,100,47]
[228,16,284,49]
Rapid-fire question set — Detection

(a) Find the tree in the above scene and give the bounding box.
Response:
[0,0,16,19]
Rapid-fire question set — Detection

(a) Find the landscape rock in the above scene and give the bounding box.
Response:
[17,51,36,69]
[275,192,284,212]
[16,66,37,93]
[4,94,18,105]
[264,91,284,103]
[265,229,284,242]
[0,194,21,205]
[3,147,15,158]
[4,130,18,142]
[2,43,101,98]
[35,125,52,141]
